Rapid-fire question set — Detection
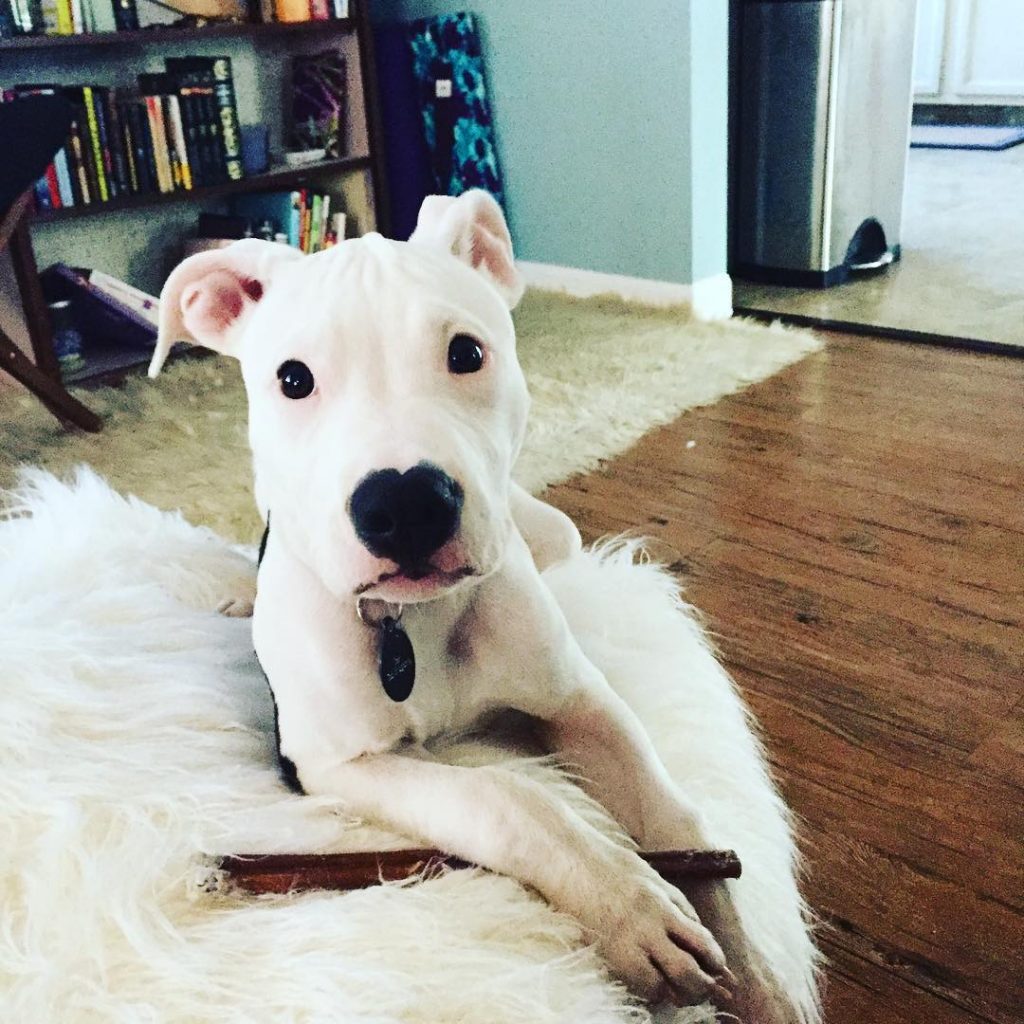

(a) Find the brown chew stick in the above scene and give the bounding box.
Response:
[220,848,742,896]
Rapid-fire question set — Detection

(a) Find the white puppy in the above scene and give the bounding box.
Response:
[151,191,808,1020]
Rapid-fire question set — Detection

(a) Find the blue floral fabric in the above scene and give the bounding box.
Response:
[407,12,506,207]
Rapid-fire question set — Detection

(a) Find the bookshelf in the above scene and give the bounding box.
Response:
[0,17,354,51]
[1,0,388,386]
[34,154,372,222]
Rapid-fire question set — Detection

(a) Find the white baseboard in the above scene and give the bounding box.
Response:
[517,262,733,320]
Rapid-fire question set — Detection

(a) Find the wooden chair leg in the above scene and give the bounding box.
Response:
[1,194,101,432]
[0,329,102,432]
[8,217,62,379]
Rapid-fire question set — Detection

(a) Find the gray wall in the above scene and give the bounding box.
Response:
[376,0,729,286]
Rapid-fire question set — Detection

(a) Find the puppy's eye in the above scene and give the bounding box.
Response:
[276,360,315,400]
[447,334,484,375]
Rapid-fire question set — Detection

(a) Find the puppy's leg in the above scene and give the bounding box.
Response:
[541,669,803,1024]
[295,749,730,1007]
[511,483,582,571]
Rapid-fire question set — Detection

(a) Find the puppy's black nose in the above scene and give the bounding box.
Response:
[349,463,463,567]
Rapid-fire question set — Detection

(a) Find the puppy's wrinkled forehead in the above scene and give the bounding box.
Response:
[247,234,515,366]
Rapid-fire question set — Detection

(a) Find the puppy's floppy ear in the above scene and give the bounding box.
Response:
[149,239,302,378]
[409,189,524,309]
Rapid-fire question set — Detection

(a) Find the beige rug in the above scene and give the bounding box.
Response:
[0,290,821,543]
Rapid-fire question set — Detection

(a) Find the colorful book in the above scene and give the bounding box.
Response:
[273,0,307,23]
[39,263,157,353]
[67,118,91,204]
[143,95,172,193]
[308,0,328,20]
[81,87,110,202]
[166,94,192,189]
[291,50,346,157]
[53,148,74,206]
[88,269,159,327]
[91,86,119,197]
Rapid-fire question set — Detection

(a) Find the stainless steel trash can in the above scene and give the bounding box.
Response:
[733,0,918,287]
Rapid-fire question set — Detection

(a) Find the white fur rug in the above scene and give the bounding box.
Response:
[0,470,819,1024]
[0,291,821,544]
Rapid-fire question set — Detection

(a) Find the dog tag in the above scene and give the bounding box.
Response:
[378,616,415,702]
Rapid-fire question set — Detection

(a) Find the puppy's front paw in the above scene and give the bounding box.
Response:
[587,856,733,1008]
[217,595,255,618]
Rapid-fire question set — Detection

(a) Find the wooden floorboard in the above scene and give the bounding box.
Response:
[543,333,1023,1024]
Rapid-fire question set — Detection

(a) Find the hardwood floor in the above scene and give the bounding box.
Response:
[544,334,1023,1024]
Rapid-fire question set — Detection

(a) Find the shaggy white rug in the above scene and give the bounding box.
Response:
[0,290,821,543]
[0,470,819,1024]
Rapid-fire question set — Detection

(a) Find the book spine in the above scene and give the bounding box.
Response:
[136,100,159,194]
[92,86,118,197]
[82,87,110,202]
[174,64,226,183]
[53,147,74,206]
[104,88,130,195]
[331,0,347,17]
[273,0,308,22]
[67,118,91,204]
[166,95,192,190]
[111,0,136,30]
[117,101,139,193]
[173,83,203,187]
[189,91,212,186]
[300,189,311,253]
[40,0,60,33]
[144,95,171,193]
[69,0,81,32]
[210,57,244,180]
[54,0,70,31]
[309,193,322,252]
[308,0,328,20]
[288,190,301,247]
[319,193,330,251]
[45,162,62,207]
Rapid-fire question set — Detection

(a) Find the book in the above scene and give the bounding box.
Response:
[288,190,302,246]
[165,57,242,182]
[92,86,119,197]
[291,51,346,157]
[88,269,159,327]
[53,148,74,206]
[111,0,136,30]
[143,94,172,193]
[82,0,115,33]
[39,263,157,354]
[182,72,223,184]
[81,87,110,202]
[166,94,192,190]
[331,0,347,17]
[39,0,60,32]
[54,0,70,31]
[309,193,321,252]
[273,0,308,23]
[119,102,140,193]
[67,117,91,204]
[131,99,160,195]
[210,57,244,180]
[308,0,327,20]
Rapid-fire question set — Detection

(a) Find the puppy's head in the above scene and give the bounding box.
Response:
[152,190,528,603]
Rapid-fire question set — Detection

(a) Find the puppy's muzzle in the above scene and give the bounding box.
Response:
[349,462,463,569]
